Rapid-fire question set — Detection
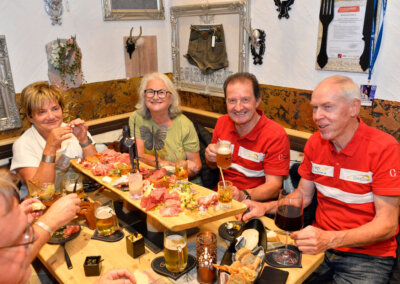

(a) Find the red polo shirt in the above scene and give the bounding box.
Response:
[212,109,290,191]
[299,119,400,257]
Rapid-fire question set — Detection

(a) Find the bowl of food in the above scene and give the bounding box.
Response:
[216,218,267,284]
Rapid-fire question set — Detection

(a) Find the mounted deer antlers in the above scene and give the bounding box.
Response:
[126,26,143,59]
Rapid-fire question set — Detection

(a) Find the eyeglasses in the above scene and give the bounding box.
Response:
[144,89,171,98]
[0,223,36,250]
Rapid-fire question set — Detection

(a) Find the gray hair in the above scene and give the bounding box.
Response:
[320,75,361,102]
[135,72,181,119]
[0,170,19,217]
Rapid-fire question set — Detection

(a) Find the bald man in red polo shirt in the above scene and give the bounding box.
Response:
[240,75,400,283]
[205,72,290,202]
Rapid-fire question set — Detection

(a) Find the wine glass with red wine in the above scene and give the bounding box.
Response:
[272,189,304,265]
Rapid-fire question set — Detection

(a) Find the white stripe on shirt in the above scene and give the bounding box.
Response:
[315,182,374,204]
[230,163,265,178]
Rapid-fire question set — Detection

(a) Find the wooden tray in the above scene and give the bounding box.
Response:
[71,159,247,231]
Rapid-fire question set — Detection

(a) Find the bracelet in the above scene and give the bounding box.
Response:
[79,137,93,148]
[35,221,53,235]
[242,190,251,201]
[41,154,56,163]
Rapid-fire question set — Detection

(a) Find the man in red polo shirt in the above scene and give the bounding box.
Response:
[240,75,400,283]
[205,72,290,202]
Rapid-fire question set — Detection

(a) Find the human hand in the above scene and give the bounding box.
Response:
[38,194,81,231]
[235,200,267,222]
[205,143,217,163]
[68,118,89,143]
[20,198,45,223]
[45,126,73,153]
[95,269,136,284]
[291,225,330,255]
[232,186,242,201]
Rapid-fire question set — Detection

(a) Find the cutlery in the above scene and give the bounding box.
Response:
[317,0,335,68]
[61,242,73,269]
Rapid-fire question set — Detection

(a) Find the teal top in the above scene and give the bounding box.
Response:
[129,111,200,162]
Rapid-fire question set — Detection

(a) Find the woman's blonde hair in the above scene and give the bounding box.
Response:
[135,72,181,119]
[0,170,19,216]
[20,81,64,117]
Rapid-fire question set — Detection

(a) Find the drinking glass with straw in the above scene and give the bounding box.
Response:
[216,141,233,208]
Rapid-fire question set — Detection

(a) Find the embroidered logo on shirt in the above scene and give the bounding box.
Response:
[238,146,265,163]
[390,169,400,177]
[311,162,334,177]
[340,168,372,184]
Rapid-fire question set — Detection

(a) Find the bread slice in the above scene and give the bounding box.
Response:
[267,230,280,242]
[241,253,256,265]
[241,229,259,251]
[32,202,46,211]
[235,247,251,262]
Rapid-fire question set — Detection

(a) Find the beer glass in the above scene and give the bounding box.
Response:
[272,189,304,265]
[64,172,84,199]
[175,160,188,182]
[38,182,55,201]
[95,201,119,236]
[218,180,233,209]
[164,229,188,273]
[216,141,232,169]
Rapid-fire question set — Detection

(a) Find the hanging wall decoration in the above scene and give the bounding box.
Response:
[250,29,266,65]
[125,26,143,59]
[274,0,295,19]
[46,36,84,90]
[44,0,63,25]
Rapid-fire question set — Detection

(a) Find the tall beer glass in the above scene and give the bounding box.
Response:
[216,141,232,169]
[95,201,119,236]
[164,229,188,273]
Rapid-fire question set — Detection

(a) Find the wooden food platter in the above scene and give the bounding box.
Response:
[71,159,247,231]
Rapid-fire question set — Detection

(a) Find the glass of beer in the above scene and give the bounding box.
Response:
[164,229,188,273]
[95,201,119,236]
[218,180,233,209]
[38,182,55,202]
[175,160,189,182]
[64,172,84,199]
[216,141,232,169]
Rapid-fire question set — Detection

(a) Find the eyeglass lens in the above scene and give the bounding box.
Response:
[145,89,169,98]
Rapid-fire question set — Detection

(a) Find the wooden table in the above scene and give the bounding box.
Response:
[70,159,247,231]
[37,214,323,284]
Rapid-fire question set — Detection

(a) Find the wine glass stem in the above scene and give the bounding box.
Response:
[285,231,289,250]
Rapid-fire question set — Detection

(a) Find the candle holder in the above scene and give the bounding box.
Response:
[196,232,217,284]
[126,232,145,258]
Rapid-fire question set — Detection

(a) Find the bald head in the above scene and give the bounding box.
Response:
[315,75,361,103]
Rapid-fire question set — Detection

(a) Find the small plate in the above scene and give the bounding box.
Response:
[48,224,81,244]
[218,221,244,242]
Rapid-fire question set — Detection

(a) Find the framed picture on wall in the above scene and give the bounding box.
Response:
[170,1,250,97]
[102,0,165,21]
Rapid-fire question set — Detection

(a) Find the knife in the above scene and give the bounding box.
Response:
[359,0,375,71]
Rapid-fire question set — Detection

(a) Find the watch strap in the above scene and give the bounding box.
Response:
[41,154,56,163]
[79,137,93,148]
[242,190,251,200]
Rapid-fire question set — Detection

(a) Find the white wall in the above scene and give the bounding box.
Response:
[0,0,399,102]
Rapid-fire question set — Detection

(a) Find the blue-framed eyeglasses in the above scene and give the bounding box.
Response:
[144,89,171,98]
[0,223,36,250]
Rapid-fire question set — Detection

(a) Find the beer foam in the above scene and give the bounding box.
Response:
[165,234,186,250]
[95,207,114,219]
[217,147,231,155]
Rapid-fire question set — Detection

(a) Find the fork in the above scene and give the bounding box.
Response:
[317,0,335,68]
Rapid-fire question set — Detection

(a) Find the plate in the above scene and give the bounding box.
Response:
[218,221,243,242]
[48,224,81,244]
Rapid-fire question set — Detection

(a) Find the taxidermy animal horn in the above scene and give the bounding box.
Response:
[125,26,142,59]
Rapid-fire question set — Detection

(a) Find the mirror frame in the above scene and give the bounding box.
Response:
[170,0,250,97]
[0,35,21,131]
[102,0,165,21]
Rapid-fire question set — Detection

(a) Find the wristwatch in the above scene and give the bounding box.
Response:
[79,137,93,148]
[242,190,251,201]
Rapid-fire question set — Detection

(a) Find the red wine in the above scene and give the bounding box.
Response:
[275,205,304,232]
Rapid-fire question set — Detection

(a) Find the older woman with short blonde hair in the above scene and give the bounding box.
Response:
[129,72,201,178]
[10,81,97,196]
